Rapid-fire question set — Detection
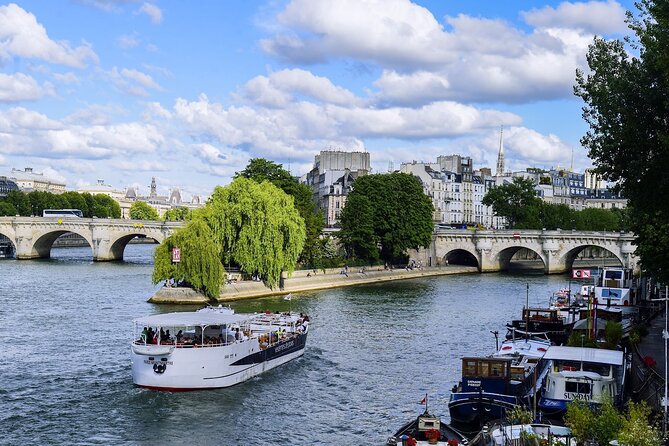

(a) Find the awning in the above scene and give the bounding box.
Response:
[133,312,248,327]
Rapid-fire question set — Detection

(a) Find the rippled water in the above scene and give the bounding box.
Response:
[0,245,573,445]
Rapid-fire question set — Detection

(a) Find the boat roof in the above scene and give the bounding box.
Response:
[133,311,248,326]
[543,346,623,365]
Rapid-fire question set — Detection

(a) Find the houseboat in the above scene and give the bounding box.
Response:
[506,308,574,345]
[538,346,626,416]
[131,308,309,390]
[448,337,550,433]
[387,409,468,446]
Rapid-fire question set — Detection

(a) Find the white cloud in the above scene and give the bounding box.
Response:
[142,102,172,121]
[521,0,628,34]
[0,73,53,102]
[117,34,140,49]
[504,126,572,165]
[111,159,168,171]
[261,0,454,68]
[241,69,363,107]
[0,4,98,68]
[172,94,520,166]
[105,66,162,96]
[261,0,629,105]
[53,72,80,84]
[138,3,162,24]
[0,107,165,159]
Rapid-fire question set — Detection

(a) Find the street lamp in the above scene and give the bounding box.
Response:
[651,285,669,437]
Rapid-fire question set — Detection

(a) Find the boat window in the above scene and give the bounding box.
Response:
[464,360,477,376]
[582,363,610,376]
[479,361,489,377]
[489,362,505,377]
[565,381,591,394]
[556,361,580,372]
[605,270,623,280]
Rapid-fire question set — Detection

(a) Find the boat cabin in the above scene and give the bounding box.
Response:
[540,346,625,409]
[460,357,513,393]
[594,268,634,306]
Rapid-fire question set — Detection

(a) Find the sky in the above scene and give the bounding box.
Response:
[0,0,637,200]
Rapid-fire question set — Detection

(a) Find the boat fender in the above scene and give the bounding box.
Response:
[153,363,167,374]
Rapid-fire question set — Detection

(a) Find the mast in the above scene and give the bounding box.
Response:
[525,283,530,341]
[496,125,505,176]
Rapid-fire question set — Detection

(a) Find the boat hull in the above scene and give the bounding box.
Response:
[448,392,519,432]
[131,333,307,390]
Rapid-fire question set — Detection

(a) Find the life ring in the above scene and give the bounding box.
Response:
[153,363,167,374]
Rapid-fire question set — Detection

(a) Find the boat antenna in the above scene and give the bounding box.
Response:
[525,284,530,341]
[490,330,499,351]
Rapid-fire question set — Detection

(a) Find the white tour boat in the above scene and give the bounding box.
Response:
[131,307,309,390]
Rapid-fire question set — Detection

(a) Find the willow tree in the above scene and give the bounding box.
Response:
[153,217,223,299]
[204,177,306,288]
[152,177,306,298]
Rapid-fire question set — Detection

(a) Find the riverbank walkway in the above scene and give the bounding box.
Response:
[149,264,479,304]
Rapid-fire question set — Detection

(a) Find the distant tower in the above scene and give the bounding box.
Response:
[149,177,157,199]
[495,125,505,176]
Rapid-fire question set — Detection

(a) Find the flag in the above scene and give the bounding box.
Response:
[419,395,427,405]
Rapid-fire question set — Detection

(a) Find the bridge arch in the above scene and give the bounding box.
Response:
[561,244,624,271]
[492,246,547,272]
[107,233,162,261]
[31,229,94,259]
[443,248,479,267]
[0,229,16,258]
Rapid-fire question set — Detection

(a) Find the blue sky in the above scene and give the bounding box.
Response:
[0,0,636,199]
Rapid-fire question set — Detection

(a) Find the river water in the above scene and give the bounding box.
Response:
[0,245,575,445]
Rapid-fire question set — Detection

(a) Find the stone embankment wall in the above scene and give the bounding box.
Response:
[149,265,478,304]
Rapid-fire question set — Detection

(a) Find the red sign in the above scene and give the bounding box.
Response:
[172,247,181,263]
[572,269,591,279]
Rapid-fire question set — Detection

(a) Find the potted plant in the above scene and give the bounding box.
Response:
[425,428,440,444]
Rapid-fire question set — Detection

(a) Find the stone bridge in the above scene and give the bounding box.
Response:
[0,217,182,261]
[411,229,638,274]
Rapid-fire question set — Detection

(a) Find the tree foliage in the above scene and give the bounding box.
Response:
[339,173,434,263]
[164,207,191,221]
[153,177,306,298]
[618,401,662,446]
[0,189,120,218]
[235,158,324,266]
[129,201,159,220]
[574,0,669,282]
[565,398,659,446]
[483,178,627,231]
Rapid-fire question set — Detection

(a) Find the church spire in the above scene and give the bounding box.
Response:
[495,125,505,176]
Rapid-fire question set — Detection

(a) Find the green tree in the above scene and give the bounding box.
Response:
[5,190,31,216]
[339,173,433,263]
[540,203,576,230]
[236,158,325,266]
[338,193,379,261]
[592,397,624,445]
[482,177,541,229]
[153,218,223,297]
[574,0,669,282]
[164,207,190,221]
[92,194,121,218]
[129,201,159,220]
[618,401,661,446]
[153,177,306,298]
[575,208,621,231]
[603,320,624,348]
[565,400,595,444]
[61,191,89,216]
[0,201,16,216]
